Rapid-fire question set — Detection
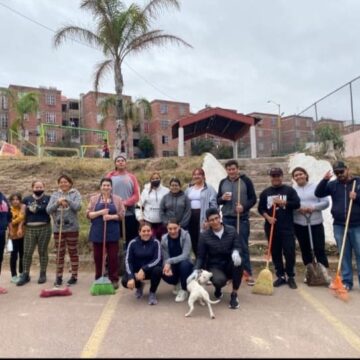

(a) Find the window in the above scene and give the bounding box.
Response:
[296,130,301,139]
[0,113,8,128]
[271,143,277,151]
[46,130,56,143]
[45,94,56,106]
[306,119,312,128]
[271,118,276,127]
[179,105,186,116]
[258,129,263,138]
[160,103,168,114]
[97,133,104,142]
[160,120,170,129]
[162,135,169,144]
[0,95,8,110]
[258,143,264,151]
[69,102,79,110]
[45,112,56,124]
[96,114,102,124]
[295,118,299,127]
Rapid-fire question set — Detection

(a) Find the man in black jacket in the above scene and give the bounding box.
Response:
[217,159,257,286]
[258,167,300,289]
[193,208,244,309]
[315,161,360,291]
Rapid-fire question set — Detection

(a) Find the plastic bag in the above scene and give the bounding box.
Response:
[6,239,13,253]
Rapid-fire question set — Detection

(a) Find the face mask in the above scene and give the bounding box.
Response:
[151,180,161,188]
[33,190,44,197]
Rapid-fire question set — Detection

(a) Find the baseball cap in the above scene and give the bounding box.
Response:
[115,153,127,161]
[332,161,346,171]
[269,167,283,176]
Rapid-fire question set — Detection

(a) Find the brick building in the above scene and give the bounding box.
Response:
[149,100,191,157]
[5,85,62,151]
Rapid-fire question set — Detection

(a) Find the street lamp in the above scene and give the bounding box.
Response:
[267,100,283,154]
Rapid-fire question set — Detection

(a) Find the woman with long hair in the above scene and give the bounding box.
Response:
[47,175,82,286]
[185,168,217,257]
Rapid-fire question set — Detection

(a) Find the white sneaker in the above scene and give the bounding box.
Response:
[172,282,181,295]
[175,289,188,302]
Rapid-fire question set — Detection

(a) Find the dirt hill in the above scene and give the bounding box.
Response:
[0,155,203,253]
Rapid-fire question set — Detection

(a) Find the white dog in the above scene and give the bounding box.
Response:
[185,269,220,319]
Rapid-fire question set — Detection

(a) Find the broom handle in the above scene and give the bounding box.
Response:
[336,180,356,274]
[237,177,241,233]
[101,196,108,277]
[56,206,63,277]
[266,204,276,267]
[304,214,317,263]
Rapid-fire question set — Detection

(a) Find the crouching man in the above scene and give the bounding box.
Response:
[192,208,244,309]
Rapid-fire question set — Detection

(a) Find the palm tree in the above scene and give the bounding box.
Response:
[2,90,39,137]
[99,95,152,154]
[54,0,191,158]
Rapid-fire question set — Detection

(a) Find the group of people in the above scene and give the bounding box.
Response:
[0,155,359,309]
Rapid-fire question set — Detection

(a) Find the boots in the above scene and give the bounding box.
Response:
[17,273,30,286]
[38,271,47,284]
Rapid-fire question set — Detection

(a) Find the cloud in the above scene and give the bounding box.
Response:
[1,0,360,120]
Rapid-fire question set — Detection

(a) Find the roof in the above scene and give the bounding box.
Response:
[172,107,261,141]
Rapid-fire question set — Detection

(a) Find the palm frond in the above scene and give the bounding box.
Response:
[123,30,192,59]
[143,0,180,20]
[93,59,114,94]
[53,25,103,49]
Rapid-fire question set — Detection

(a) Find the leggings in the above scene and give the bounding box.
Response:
[54,232,79,278]
[23,224,52,274]
[10,238,24,277]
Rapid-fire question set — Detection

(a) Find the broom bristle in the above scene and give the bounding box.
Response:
[252,268,273,295]
[40,287,72,298]
[90,276,115,296]
[329,274,349,302]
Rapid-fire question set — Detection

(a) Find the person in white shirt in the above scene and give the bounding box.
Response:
[292,167,330,270]
[138,172,169,240]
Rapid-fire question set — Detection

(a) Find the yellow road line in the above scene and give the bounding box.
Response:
[298,287,360,354]
[81,295,119,358]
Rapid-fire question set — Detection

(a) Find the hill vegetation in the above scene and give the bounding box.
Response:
[0,155,203,253]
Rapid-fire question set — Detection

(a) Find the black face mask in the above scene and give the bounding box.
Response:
[33,190,44,197]
[151,180,161,188]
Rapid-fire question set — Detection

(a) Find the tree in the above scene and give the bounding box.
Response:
[2,90,39,137]
[54,0,191,158]
[99,95,152,152]
[191,138,215,155]
[138,135,155,158]
[315,125,345,155]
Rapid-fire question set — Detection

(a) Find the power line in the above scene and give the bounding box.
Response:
[0,1,176,101]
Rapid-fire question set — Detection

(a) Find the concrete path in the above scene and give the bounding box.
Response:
[0,267,360,358]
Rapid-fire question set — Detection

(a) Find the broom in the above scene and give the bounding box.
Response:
[304,214,330,286]
[90,196,115,296]
[329,180,356,301]
[252,204,276,295]
[40,207,72,298]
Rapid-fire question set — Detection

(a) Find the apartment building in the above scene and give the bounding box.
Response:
[6,84,62,146]
[149,100,191,157]
[0,89,8,141]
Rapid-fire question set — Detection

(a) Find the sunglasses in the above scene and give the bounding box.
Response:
[334,170,345,176]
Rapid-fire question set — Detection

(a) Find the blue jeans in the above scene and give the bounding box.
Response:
[162,260,194,291]
[333,225,360,289]
[222,216,252,276]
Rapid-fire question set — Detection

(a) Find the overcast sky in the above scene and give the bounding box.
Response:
[1,0,360,120]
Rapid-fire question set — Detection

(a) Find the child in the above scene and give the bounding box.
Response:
[9,193,25,284]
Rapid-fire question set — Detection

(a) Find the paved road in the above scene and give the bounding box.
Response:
[0,266,360,358]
